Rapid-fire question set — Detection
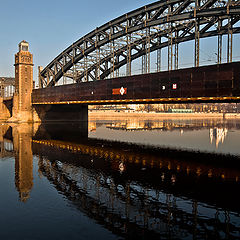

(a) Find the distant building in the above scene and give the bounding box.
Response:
[168,108,193,113]
[0,77,15,97]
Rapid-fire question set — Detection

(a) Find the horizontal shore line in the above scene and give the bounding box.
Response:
[89,111,240,119]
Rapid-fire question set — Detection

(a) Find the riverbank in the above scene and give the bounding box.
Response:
[1,111,240,122]
[89,110,240,120]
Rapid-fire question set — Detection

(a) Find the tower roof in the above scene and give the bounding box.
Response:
[19,40,29,52]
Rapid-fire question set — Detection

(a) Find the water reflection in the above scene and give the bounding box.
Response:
[89,118,240,155]
[0,124,35,202]
[13,124,34,202]
[111,119,232,148]
[104,118,240,132]
[209,127,228,148]
[0,120,240,239]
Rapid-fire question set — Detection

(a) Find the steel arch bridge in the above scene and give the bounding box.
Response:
[39,0,240,88]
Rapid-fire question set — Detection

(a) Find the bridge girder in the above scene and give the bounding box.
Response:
[40,0,240,87]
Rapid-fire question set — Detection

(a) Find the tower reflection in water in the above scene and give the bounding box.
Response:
[0,121,240,239]
[7,124,34,202]
[14,124,34,202]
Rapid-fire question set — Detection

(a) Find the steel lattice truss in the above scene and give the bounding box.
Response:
[39,0,240,87]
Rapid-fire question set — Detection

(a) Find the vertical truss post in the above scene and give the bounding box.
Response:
[157,35,161,72]
[142,10,150,74]
[168,27,173,71]
[142,28,150,74]
[63,55,66,85]
[84,57,87,82]
[227,20,233,63]
[83,40,88,82]
[174,30,179,70]
[54,64,57,81]
[147,27,151,74]
[168,5,173,71]
[110,27,115,79]
[72,64,76,83]
[217,19,222,64]
[95,33,100,80]
[194,0,200,67]
[116,56,120,77]
[227,0,233,63]
[38,66,43,88]
[95,47,100,80]
[127,33,132,76]
[227,19,233,63]
[142,40,146,74]
[112,40,115,78]
[72,46,76,83]
[126,19,132,76]
[46,72,50,86]
[194,20,200,67]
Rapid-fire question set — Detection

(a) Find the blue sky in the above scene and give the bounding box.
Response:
[0,0,239,82]
[0,0,156,81]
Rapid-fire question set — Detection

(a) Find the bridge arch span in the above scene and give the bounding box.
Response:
[39,0,240,87]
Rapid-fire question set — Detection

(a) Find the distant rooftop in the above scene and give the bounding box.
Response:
[0,77,15,86]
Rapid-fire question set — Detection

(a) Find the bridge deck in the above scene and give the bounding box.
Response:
[33,62,240,105]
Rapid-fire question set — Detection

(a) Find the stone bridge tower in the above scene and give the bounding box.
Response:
[12,40,33,122]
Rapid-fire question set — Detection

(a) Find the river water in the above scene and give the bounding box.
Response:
[0,117,240,239]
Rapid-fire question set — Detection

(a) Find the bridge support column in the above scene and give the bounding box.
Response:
[9,41,33,122]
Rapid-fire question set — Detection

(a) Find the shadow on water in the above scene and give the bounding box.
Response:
[1,121,240,239]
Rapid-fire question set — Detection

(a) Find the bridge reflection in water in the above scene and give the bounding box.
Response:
[0,122,240,239]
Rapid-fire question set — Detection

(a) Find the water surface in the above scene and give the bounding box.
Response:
[0,117,239,239]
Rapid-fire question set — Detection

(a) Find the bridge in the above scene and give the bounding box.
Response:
[1,0,240,122]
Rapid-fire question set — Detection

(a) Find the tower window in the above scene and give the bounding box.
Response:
[22,45,28,51]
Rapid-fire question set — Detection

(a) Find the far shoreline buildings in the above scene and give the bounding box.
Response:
[89,103,240,113]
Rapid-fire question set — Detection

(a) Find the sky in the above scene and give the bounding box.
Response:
[0,0,239,83]
[0,0,156,81]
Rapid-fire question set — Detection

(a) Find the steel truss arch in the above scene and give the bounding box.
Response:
[40,0,240,87]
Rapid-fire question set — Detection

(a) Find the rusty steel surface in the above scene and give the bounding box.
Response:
[32,62,240,105]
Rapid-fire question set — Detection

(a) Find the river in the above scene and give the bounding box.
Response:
[0,116,239,239]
